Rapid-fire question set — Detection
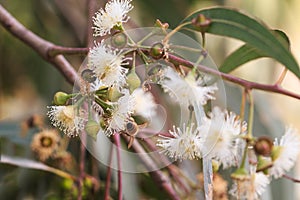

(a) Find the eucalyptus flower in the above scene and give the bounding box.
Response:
[47,105,86,137]
[269,127,300,178]
[230,172,270,200]
[89,41,128,88]
[159,68,217,108]
[131,88,157,119]
[200,107,247,169]
[105,90,134,136]
[157,123,203,161]
[93,0,133,36]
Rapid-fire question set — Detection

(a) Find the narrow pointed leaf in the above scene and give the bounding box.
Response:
[220,30,290,73]
[182,8,300,78]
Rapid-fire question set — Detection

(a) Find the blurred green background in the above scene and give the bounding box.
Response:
[1,0,300,199]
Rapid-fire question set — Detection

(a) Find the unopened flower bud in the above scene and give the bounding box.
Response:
[126,70,141,93]
[150,42,165,59]
[254,136,273,156]
[54,92,70,105]
[85,120,100,140]
[191,14,211,33]
[111,32,127,48]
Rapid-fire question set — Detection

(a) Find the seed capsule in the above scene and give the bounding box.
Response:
[254,136,273,157]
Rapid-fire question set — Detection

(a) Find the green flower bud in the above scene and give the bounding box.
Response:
[61,178,73,190]
[53,91,70,105]
[191,14,211,33]
[126,70,141,93]
[85,120,100,141]
[111,32,127,48]
[150,42,165,59]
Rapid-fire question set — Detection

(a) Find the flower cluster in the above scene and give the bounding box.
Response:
[44,0,300,199]
[157,107,246,168]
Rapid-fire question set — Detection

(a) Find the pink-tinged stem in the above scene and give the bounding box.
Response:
[166,53,300,100]
[78,132,87,200]
[104,144,114,200]
[113,134,123,200]
[122,134,180,200]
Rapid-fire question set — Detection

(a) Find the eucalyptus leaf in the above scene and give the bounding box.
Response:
[220,30,290,73]
[182,8,300,78]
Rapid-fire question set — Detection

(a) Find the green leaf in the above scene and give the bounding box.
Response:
[182,8,300,78]
[220,30,290,73]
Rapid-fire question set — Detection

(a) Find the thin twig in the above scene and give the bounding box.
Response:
[104,143,114,200]
[165,53,300,100]
[142,138,190,194]
[48,46,89,57]
[87,0,98,46]
[122,134,180,200]
[283,174,300,183]
[113,134,123,200]
[78,132,87,200]
[275,68,288,85]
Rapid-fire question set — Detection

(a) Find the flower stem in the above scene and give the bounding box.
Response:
[239,90,247,132]
[163,22,191,44]
[275,68,288,85]
[113,134,123,200]
[247,91,254,138]
[104,144,114,200]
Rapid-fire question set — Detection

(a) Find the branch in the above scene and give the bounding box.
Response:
[283,174,300,183]
[113,134,123,200]
[166,54,300,100]
[122,134,180,200]
[0,4,78,85]
[104,144,114,200]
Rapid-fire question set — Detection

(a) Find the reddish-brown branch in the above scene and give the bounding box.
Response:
[0,4,78,85]
[122,134,180,200]
[142,138,190,194]
[78,133,87,200]
[283,174,300,183]
[104,143,114,200]
[166,54,300,100]
[113,134,123,200]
